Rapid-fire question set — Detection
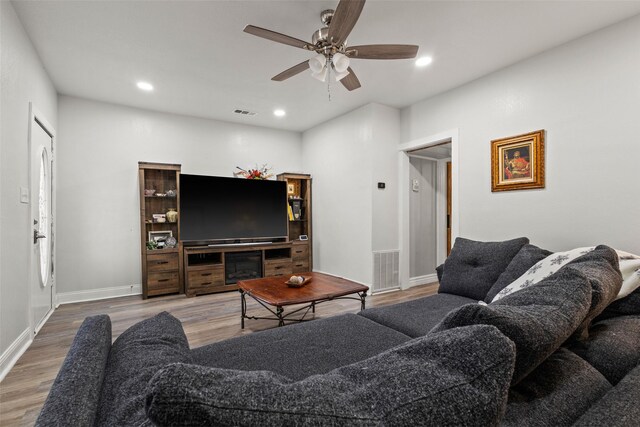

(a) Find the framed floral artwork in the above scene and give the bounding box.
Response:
[491,130,545,192]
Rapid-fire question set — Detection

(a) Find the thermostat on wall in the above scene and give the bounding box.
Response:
[299,235,309,241]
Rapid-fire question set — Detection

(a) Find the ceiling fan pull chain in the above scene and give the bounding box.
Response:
[327,65,332,101]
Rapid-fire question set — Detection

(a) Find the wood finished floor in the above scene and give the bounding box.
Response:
[0,282,438,426]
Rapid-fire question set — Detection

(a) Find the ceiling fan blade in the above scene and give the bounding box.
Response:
[347,44,419,60]
[272,61,310,81]
[340,67,361,91]
[244,25,312,50]
[328,0,366,46]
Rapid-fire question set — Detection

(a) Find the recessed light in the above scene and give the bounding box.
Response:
[136,81,154,91]
[415,56,433,67]
[273,109,286,117]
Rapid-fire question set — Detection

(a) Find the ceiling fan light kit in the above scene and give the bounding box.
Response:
[309,54,327,74]
[312,66,328,82]
[243,0,419,92]
[332,52,349,73]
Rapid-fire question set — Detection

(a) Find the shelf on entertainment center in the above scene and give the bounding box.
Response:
[187,252,222,266]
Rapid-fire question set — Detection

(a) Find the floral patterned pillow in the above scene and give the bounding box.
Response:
[491,247,595,302]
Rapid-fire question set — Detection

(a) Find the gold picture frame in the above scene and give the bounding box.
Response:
[491,130,545,192]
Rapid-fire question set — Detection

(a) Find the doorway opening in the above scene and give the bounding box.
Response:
[398,130,458,289]
[28,104,56,335]
[407,143,451,285]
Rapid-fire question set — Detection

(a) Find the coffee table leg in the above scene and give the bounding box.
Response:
[360,291,367,310]
[240,290,246,329]
[277,306,284,327]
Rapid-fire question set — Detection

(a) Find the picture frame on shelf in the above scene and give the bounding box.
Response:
[491,129,545,192]
[148,230,173,243]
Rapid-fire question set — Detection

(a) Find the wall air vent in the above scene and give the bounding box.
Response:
[372,250,400,293]
[233,109,257,116]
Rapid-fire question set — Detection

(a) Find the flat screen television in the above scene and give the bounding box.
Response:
[179,174,288,244]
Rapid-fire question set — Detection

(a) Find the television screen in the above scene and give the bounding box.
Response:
[180,174,287,243]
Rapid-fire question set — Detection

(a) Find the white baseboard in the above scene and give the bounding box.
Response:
[0,328,33,383]
[34,307,55,335]
[57,284,142,305]
[408,273,438,289]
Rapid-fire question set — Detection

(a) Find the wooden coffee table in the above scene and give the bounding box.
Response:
[238,272,369,328]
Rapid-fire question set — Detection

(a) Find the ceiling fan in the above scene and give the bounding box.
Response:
[244,0,419,91]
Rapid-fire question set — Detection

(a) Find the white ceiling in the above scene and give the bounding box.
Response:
[12,1,640,132]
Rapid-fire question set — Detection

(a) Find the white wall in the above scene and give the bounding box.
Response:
[57,96,302,296]
[370,104,400,252]
[302,105,374,284]
[302,103,401,286]
[0,1,57,362]
[400,14,640,254]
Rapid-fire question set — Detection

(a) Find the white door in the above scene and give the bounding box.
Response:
[30,114,54,333]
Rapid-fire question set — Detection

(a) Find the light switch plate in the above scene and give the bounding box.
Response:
[412,179,420,192]
[20,187,29,204]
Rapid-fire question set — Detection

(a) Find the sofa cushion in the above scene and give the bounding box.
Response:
[95,311,191,426]
[431,263,592,384]
[572,363,640,427]
[502,348,611,427]
[358,293,476,338]
[191,313,411,381]
[36,315,111,427]
[568,315,640,385]
[597,287,640,320]
[146,325,515,427]
[438,237,529,301]
[484,244,552,303]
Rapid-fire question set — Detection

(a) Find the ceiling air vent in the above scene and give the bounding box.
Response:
[233,109,257,116]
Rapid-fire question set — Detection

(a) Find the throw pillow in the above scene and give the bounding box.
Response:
[146,325,515,427]
[614,250,640,300]
[438,237,529,301]
[485,244,552,303]
[435,263,444,282]
[432,264,593,385]
[491,246,595,302]
[95,311,192,426]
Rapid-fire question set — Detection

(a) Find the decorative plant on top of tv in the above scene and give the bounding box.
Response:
[234,164,274,180]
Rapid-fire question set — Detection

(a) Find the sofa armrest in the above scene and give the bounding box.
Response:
[35,315,112,427]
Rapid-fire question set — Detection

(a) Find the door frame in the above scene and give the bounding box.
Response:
[27,103,56,334]
[398,129,459,289]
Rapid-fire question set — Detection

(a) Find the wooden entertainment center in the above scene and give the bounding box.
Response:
[138,163,312,299]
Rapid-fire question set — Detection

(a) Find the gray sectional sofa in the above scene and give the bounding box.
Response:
[36,238,640,426]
